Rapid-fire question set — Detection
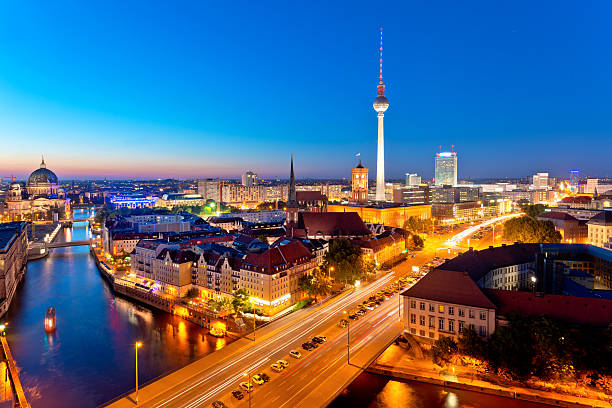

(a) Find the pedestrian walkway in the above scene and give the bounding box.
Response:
[0,336,30,408]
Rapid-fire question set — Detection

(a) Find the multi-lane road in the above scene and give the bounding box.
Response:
[108,272,404,408]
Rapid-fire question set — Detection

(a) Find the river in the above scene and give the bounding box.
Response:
[4,209,226,407]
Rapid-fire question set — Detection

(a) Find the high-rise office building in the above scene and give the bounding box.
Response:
[531,172,549,189]
[405,173,421,187]
[242,171,258,187]
[434,152,457,186]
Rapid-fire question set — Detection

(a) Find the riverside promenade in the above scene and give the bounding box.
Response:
[367,340,610,408]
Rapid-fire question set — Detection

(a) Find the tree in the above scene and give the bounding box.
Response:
[403,216,434,234]
[325,238,365,284]
[209,297,232,314]
[184,287,200,299]
[410,234,424,250]
[430,336,458,366]
[522,204,546,219]
[458,326,486,361]
[298,267,332,302]
[502,216,561,243]
[231,289,252,314]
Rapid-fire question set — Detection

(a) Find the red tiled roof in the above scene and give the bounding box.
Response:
[439,244,540,282]
[297,212,371,238]
[244,241,312,274]
[401,269,496,309]
[560,196,592,204]
[538,211,578,221]
[484,289,612,326]
[157,249,199,263]
[296,191,327,202]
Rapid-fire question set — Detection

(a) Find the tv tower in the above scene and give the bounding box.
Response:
[373,28,389,202]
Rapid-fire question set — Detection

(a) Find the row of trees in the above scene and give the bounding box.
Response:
[403,216,435,234]
[431,315,612,383]
[502,216,562,243]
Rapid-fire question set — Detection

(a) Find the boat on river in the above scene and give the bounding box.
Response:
[44,307,56,332]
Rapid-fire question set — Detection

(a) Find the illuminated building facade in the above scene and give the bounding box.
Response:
[434,152,457,186]
[351,158,369,203]
[327,203,431,229]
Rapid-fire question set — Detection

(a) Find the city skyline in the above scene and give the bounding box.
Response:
[1,1,612,179]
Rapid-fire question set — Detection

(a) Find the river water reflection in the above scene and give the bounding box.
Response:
[5,210,225,407]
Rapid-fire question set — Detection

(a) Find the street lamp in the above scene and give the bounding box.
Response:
[135,341,142,405]
[328,266,334,279]
[531,275,537,295]
[0,323,6,336]
[343,311,350,365]
[243,372,251,408]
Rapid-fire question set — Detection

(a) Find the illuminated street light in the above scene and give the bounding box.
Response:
[243,371,252,408]
[135,341,142,404]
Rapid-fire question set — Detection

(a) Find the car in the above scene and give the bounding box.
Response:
[316,335,327,342]
[260,373,271,382]
[212,401,227,408]
[240,382,253,392]
[302,342,313,351]
[278,359,289,368]
[355,309,365,316]
[364,303,374,310]
[348,314,359,320]
[290,350,302,359]
[252,374,265,385]
[312,336,324,344]
[271,363,283,372]
[308,340,318,348]
[338,319,348,328]
[375,300,382,306]
[232,390,244,400]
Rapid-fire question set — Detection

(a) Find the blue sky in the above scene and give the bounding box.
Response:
[0,1,610,180]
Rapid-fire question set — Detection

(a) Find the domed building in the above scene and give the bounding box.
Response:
[6,158,69,221]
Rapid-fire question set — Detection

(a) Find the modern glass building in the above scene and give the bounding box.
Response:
[434,152,457,186]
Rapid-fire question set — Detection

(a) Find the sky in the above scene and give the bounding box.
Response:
[0,1,611,180]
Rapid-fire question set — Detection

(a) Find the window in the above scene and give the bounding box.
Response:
[410,314,416,324]
[469,310,475,319]
[419,330,425,336]
[458,309,465,317]
[429,316,435,328]
[410,300,416,309]
[429,304,435,312]
[448,319,454,332]
[429,332,434,338]
[438,318,444,330]
[458,321,464,334]
[419,302,425,310]
[419,316,426,326]
[448,306,454,316]
[410,327,416,334]
[438,305,444,313]
[480,311,486,320]
[479,325,487,337]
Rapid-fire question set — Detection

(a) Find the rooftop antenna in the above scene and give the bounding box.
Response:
[379,28,383,85]
[452,144,455,152]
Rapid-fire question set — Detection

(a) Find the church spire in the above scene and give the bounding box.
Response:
[287,154,297,205]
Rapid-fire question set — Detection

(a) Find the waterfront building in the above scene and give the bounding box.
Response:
[587,210,612,248]
[351,158,369,203]
[6,158,70,221]
[242,171,258,187]
[373,28,389,202]
[434,152,457,186]
[537,212,588,244]
[402,268,497,341]
[327,203,431,229]
[0,221,28,316]
[405,173,421,187]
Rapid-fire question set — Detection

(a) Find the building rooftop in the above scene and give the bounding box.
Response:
[538,211,578,221]
[0,222,27,253]
[401,269,497,309]
[484,289,612,327]
[587,210,612,226]
[438,243,541,282]
[296,212,371,238]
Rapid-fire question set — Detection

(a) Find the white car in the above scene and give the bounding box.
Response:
[290,350,302,359]
[239,382,253,392]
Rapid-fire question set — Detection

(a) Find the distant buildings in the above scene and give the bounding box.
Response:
[434,152,457,186]
[0,221,28,316]
[242,171,258,187]
[5,158,70,221]
[585,178,612,195]
[405,173,421,187]
[351,159,369,203]
[538,211,588,244]
[110,194,157,209]
[155,193,206,209]
[531,172,550,189]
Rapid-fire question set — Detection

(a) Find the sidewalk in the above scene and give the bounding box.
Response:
[368,342,610,408]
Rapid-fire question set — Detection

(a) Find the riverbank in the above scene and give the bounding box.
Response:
[366,339,610,408]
